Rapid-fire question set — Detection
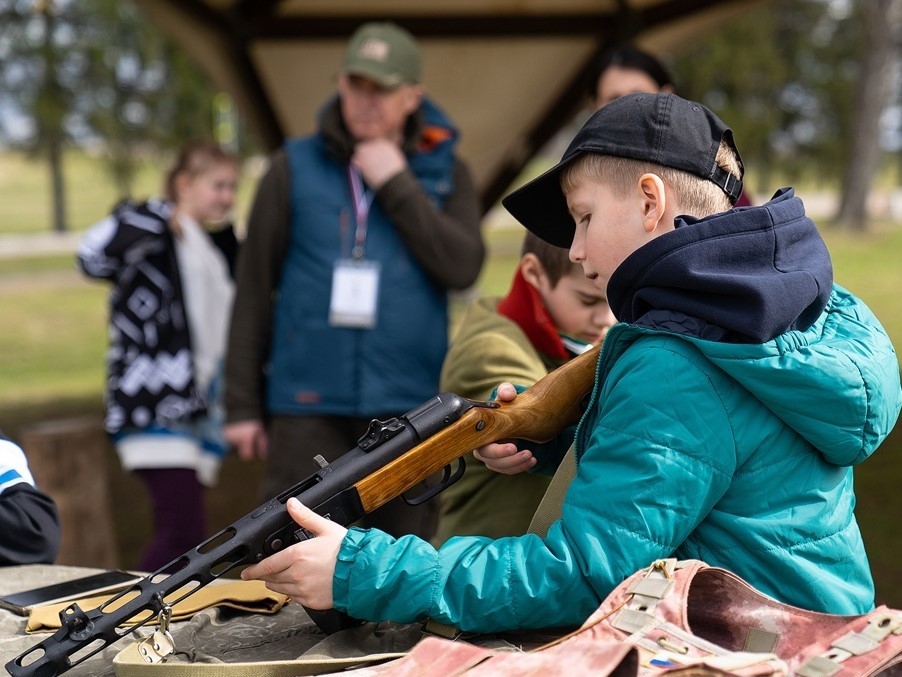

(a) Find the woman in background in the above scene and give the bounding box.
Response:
[77,140,239,571]
[591,44,753,206]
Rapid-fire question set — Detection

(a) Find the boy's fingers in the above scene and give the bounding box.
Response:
[475,445,535,474]
[287,497,322,533]
[474,442,517,462]
[286,497,342,537]
[494,382,518,402]
[241,551,285,579]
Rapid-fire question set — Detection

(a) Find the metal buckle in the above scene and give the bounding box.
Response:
[136,604,176,664]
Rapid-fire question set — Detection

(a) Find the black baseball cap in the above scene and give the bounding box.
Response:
[502,92,744,248]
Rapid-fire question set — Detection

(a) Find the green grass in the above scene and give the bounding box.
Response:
[4,225,899,411]
[0,255,106,410]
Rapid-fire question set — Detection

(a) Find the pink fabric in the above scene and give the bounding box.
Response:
[329,560,902,677]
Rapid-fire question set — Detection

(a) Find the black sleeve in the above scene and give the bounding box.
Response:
[224,151,290,423]
[0,483,61,566]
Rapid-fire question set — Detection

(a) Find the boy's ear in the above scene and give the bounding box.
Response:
[638,173,667,233]
[519,252,548,290]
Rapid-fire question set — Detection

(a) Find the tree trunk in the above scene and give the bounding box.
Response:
[48,137,67,233]
[41,3,68,233]
[835,0,902,231]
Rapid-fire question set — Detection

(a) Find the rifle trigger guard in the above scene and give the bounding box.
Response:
[402,458,466,506]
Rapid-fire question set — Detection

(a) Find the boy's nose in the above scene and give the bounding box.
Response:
[568,236,584,263]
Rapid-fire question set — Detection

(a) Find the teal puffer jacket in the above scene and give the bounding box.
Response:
[333,192,901,632]
[335,285,899,630]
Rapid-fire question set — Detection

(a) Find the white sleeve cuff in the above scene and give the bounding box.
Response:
[0,439,36,493]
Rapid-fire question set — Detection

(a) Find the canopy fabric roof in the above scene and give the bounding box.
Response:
[132,0,768,211]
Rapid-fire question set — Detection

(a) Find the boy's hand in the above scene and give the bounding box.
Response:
[473,382,537,475]
[241,498,347,610]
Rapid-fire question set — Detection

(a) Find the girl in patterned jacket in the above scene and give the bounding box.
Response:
[77,141,239,571]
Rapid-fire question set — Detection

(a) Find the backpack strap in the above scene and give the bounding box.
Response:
[795,608,902,677]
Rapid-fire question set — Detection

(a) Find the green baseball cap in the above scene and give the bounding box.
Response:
[341,22,421,88]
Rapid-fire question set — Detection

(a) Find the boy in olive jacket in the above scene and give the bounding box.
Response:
[434,232,614,544]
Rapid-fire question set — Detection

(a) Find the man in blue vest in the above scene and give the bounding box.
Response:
[225,22,484,539]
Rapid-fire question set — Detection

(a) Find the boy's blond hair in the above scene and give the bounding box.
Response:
[561,139,742,218]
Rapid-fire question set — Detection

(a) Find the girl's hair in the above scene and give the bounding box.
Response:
[561,139,742,218]
[164,140,238,203]
[589,44,674,99]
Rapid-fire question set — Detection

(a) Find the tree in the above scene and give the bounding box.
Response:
[0,0,235,231]
[671,0,866,200]
[835,0,902,230]
[0,0,79,232]
[81,0,230,196]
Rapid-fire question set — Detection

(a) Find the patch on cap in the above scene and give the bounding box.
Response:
[357,37,391,63]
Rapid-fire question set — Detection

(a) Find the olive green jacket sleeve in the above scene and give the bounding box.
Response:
[434,298,556,543]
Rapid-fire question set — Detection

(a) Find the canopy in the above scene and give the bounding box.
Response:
[131,0,769,210]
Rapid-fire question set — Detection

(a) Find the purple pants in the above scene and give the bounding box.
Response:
[134,468,206,572]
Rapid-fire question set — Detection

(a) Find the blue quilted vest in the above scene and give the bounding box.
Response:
[267,99,456,417]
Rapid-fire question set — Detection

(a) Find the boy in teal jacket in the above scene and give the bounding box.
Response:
[244,93,902,632]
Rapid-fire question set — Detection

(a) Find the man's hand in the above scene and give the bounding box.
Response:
[473,382,537,475]
[241,498,347,610]
[352,138,407,189]
[225,420,269,462]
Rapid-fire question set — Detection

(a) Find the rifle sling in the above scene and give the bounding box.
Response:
[526,445,576,538]
[113,641,406,676]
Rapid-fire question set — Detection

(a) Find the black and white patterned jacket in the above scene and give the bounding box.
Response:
[77,199,238,434]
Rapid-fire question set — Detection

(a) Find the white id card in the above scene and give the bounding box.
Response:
[329,259,381,328]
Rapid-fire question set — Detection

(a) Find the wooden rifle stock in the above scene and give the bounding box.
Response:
[355,342,599,511]
[6,343,599,677]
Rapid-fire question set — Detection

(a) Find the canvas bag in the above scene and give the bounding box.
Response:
[333,558,902,677]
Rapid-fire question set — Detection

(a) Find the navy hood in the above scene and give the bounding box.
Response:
[607,188,833,344]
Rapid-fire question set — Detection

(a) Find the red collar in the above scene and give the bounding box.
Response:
[497,266,569,361]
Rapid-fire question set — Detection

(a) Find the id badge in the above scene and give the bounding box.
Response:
[329,259,381,328]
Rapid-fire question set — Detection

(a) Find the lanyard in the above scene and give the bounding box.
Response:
[347,164,374,260]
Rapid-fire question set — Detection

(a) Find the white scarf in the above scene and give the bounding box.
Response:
[173,215,235,394]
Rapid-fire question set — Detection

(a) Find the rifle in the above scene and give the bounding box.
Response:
[7,343,600,677]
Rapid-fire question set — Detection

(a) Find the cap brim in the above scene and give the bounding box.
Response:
[501,157,577,249]
[342,65,405,88]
